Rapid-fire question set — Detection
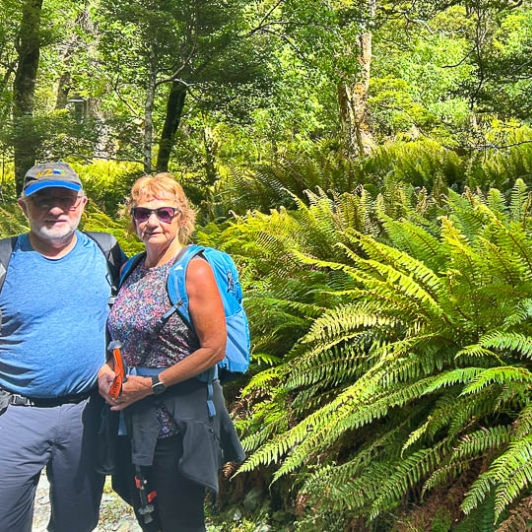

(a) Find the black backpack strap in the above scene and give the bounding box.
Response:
[0,236,18,324]
[83,231,125,298]
[0,236,18,295]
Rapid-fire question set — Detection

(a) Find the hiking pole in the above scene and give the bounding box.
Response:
[135,465,157,526]
[107,340,127,399]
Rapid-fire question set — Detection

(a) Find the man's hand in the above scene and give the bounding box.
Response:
[98,363,116,405]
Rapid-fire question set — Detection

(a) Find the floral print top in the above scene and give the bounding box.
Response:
[107,254,200,438]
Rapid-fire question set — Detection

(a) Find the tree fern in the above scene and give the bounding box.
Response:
[224,181,532,526]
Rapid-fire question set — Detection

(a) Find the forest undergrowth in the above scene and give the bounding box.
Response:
[3,140,532,530]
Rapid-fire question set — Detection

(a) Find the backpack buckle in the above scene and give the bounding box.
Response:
[10,394,35,406]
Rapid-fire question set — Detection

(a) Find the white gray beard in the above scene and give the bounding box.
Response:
[30,216,81,246]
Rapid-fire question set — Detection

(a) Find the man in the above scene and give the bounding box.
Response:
[0,162,125,532]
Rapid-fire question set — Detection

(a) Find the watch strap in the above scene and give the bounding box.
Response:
[151,374,166,395]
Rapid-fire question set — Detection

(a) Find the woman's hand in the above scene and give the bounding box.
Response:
[109,375,152,411]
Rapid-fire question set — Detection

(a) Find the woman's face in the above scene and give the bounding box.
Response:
[132,196,181,249]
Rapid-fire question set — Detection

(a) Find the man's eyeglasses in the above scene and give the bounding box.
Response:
[131,207,179,224]
[30,195,84,211]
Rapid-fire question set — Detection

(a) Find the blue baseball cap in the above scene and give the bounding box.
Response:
[23,162,82,196]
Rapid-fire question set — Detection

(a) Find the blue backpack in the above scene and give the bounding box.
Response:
[120,245,251,386]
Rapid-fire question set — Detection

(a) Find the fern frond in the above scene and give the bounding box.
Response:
[487,188,508,220]
[494,460,532,520]
[383,218,444,271]
[369,447,442,520]
[287,341,369,389]
[271,376,441,481]
[496,493,532,532]
[348,232,445,301]
[303,419,411,497]
[479,332,532,361]
[462,436,532,518]
[452,426,513,461]
[509,179,530,224]
[453,492,497,531]
[448,389,500,437]
[422,367,485,394]
[455,344,504,365]
[514,402,532,438]
[461,367,532,395]
[301,303,399,344]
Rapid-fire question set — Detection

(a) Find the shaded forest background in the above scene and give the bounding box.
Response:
[1,0,532,530]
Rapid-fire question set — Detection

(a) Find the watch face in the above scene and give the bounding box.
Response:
[152,381,166,395]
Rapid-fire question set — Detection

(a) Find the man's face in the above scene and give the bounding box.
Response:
[18,188,87,243]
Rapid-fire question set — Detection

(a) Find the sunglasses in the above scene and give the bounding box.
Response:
[131,206,179,223]
[30,194,84,211]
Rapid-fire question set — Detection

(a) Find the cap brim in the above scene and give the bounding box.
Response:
[24,181,82,196]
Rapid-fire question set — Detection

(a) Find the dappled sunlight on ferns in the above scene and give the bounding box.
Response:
[229,179,532,527]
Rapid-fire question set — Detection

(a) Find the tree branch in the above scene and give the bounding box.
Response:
[442,47,475,68]
[155,14,198,87]
[256,27,308,62]
[476,140,532,150]
[112,77,141,117]
[253,0,286,35]
[71,154,144,165]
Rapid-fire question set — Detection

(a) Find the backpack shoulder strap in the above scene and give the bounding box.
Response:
[84,231,125,296]
[164,245,205,326]
[166,245,220,416]
[119,252,146,286]
[0,236,18,295]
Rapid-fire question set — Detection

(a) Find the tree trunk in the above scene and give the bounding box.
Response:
[155,81,187,172]
[202,126,217,187]
[55,71,71,110]
[0,65,16,123]
[143,47,157,174]
[55,8,92,110]
[338,0,376,158]
[13,0,44,195]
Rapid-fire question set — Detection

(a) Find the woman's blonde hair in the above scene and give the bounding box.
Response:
[125,173,196,243]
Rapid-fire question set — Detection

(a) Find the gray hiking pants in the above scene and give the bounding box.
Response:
[0,394,104,532]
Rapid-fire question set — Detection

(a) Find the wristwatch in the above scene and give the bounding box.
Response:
[151,375,166,395]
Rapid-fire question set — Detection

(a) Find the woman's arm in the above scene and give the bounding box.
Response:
[110,256,226,410]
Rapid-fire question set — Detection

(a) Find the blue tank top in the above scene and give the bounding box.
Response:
[0,232,111,397]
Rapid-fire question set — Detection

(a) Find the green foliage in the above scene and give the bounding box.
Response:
[228,179,532,527]
[2,0,532,528]
[71,159,144,217]
[0,202,28,237]
[217,145,364,214]
[372,7,474,145]
[216,137,532,222]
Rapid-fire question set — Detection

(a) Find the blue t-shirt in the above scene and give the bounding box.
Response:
[0,232,111,397]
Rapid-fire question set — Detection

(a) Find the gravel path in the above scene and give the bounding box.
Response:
[32,470,141,531]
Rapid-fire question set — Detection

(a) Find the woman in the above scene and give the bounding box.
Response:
[98,173,245,532]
